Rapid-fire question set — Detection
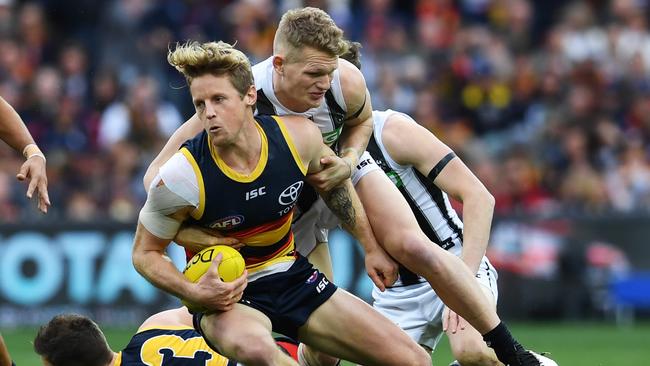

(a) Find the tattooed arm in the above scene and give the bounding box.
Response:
[281,114,398,289]
[310,146,397,290]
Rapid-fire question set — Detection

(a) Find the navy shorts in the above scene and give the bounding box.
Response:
[241,254,337,339]
[193,254,337,340]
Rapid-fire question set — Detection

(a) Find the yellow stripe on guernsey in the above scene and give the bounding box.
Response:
[180,147,206,220]
[237,212,293,246]
[113,352,122,365]
[136,325,193,333]
[272,115,308,175]
[139,334,229,366]
[209,121,269,183]
[234,212,295,273]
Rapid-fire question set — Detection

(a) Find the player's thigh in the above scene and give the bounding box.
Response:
[355,169,423,250]
[298,288,429,366]
[307,241,334,281]
[202,303,273,351]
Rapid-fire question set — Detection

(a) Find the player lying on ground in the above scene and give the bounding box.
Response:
[34,306,299,366]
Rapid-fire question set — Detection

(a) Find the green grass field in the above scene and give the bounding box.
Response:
[4,322,649,365]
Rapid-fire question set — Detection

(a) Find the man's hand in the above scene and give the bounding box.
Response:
[16,156,49,213]
[174,225,242,253]
[442,306,468,335]
[190,253,248,312]
[307,155,353,191]
[364,246,398,291]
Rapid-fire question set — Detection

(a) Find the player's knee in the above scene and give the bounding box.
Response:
[407,344,433,366]
[230,334,277,366]
[454,340,499,366]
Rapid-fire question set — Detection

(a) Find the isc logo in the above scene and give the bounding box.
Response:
[246,186,266,200]
[316,277,329,294]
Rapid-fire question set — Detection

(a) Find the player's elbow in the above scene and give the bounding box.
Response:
[482,188,495,211]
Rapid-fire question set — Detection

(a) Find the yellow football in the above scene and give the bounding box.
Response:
[181,245,246,312]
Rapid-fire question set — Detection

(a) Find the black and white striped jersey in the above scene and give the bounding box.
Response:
[252,57,348,146]
[366,109,465,286]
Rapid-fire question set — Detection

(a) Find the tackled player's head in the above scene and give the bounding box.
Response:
[168,41,254,98]
[34,314,113,366]
[274,7,348,62]
[169,41,257,145]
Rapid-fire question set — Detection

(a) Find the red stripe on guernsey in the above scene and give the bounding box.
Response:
[244,232,295,266]
[229,213,291,239]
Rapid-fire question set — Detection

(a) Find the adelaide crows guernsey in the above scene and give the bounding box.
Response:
[252,57,349,218]
[115,327,235,366]
[180,115,307,272]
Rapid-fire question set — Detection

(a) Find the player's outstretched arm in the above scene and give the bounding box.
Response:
[283,115,397,289]
[0,96,50,213]
[143,114,203,190]
[381,113,495,275]
[381,112,496,334]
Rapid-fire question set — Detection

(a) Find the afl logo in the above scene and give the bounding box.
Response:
[210,215,244,229]
[278,181,304,206]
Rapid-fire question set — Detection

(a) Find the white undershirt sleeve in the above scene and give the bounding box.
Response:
[139,153,200,239]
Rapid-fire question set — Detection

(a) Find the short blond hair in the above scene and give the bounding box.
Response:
[168,41,254,96]
[274,7,348,61]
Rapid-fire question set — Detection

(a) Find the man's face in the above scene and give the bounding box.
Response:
[190,74,254,146]
[276,46,338,111]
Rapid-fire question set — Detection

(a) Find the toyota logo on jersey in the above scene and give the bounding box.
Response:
[278,181,304,205]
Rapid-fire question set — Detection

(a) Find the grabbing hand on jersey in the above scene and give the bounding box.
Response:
[190,253,248,312]
[442,306,468,335]
[174,225,243,252]
[306,154,353,191]
[364,246,398,291]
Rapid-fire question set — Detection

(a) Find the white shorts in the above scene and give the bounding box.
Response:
[293,151,381,256]
[371,256,499,351]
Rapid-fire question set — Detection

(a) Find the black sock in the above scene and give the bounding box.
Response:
[483,322,523,365]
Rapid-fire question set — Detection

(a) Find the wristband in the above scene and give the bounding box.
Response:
[22,143,46,161]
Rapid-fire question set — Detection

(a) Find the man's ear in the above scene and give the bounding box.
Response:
[244,85,257,107]
[272,55,285,76]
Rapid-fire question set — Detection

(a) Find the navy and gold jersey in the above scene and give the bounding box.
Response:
[116,327,235,366]
[181,115,307,272]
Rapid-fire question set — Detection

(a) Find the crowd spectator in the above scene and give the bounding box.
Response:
[2,0,650,223]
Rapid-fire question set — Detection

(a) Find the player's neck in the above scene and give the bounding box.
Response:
[272,70,310,113]
[214,120,262,174]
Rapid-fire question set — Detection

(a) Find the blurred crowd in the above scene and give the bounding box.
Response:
[2,0,650,223]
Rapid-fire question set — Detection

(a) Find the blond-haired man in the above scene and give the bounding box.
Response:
[143,7,551,366]
[133,40,430,366]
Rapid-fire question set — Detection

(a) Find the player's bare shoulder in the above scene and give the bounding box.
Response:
[381,112,416,149]
[338,58,368,112]
[276,115,322,144]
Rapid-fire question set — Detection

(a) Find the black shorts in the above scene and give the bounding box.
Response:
[193,254,337,340]
[242,254,337,339]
